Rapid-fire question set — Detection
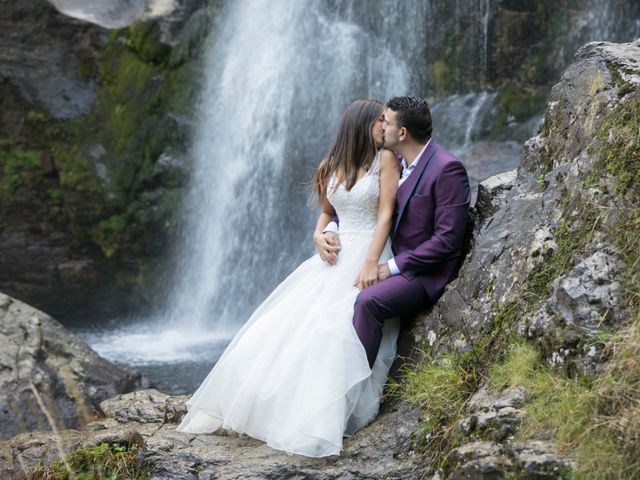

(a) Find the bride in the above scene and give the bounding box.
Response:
[177,99,401,457]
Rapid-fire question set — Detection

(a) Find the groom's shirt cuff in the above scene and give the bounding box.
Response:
[323,222,339,234]
[388,258,400,276]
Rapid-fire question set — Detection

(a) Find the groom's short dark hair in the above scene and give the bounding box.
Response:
[387,96,432,143]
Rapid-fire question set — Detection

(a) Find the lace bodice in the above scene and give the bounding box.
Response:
[327,151,380,240]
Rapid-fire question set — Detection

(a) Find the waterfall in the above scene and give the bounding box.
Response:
[149,0,429,347]
[77,0,430,391]
[430,92,495,150]
[481,0,490,85]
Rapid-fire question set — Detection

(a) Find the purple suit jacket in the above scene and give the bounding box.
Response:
[392,140,470,302]
[330,140,470,303]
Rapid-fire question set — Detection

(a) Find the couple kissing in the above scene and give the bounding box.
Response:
[177,96,470,458]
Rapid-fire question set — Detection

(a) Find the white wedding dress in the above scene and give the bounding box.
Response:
[176,151,400,457]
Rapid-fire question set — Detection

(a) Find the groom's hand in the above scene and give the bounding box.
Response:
[377,263,391,280]
[314,232,341,265]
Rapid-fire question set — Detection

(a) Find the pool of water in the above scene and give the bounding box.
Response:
[74,321,234,395]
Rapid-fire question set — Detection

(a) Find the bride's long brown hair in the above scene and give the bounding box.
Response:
[312,99,384,203]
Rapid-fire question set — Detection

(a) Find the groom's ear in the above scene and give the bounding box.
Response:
[398,126,408,142]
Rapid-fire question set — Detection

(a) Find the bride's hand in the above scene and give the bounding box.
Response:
[354,260,378,290]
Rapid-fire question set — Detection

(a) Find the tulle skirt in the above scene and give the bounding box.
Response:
[176,233,399,457]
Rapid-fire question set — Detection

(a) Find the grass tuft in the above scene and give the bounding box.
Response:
[25,442,148,480]
[389,347,484,467]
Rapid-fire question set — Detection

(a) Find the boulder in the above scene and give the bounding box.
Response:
[0,292,149,440]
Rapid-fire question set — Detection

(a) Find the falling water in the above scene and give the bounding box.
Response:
[431,91,495,149]
[481,0,491,85]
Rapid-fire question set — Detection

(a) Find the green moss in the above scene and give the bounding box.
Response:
[488,83,551,141]
[432,59,455,98]
[25,110,47,124]
[607,63,635,98]
[98,48,156,158]
[590,90,639,319]
[499,84,549,121]
[526,211,598,302]
[596,93,640,196]
[499,90,640,479]
[53,145,110,237]
[0,11,209,266]
[29,442,148,479]
[90,214,128,258]
[520,52,548,85]
[399,85,639,478]
[0,148,41,195]
[124,21,171,65]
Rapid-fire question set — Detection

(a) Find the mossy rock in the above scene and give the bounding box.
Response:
[487,83,550,140]
[124,21,171,65]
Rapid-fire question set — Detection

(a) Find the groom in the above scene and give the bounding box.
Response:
[317,96,470,367]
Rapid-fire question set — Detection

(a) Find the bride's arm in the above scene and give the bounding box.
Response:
[354,150,400,290]
[313,196,340,264]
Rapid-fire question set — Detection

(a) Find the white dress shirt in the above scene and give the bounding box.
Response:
[324,140,431,277]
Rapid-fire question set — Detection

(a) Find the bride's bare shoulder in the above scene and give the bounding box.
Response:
[380,149,400,173]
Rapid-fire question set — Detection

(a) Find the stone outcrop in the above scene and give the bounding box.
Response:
[442,387,572,479]
[0,389,423,479]
[0,292,149,441]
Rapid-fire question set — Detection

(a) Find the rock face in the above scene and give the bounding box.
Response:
[0,389,423,479]
[0,0,104,120]
[0,0,217,317]
[446,387,573,479]
[0,292,149,441]
[418,39,639,376]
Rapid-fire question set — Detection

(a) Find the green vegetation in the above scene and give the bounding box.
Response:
[488,84,551,140]
[489,336,640,479]
[389,347,484,467]
[1,148,42,195]
[0,18,205,260]
[488,343,591,449]
[90,214,129,258]
[28,442,148,479]
[122,22,171,65]
[431,59,455,98]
